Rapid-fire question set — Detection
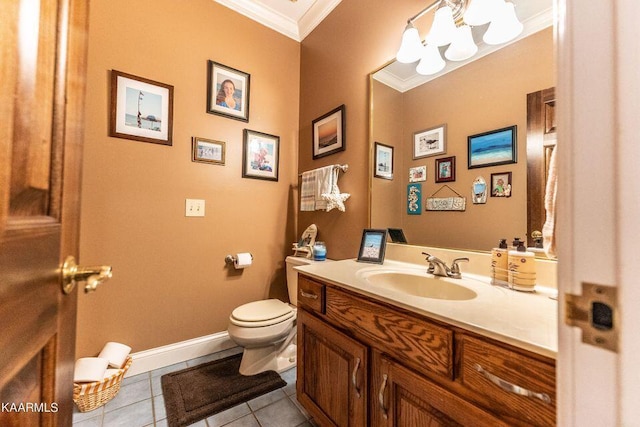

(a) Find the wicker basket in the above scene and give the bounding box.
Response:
[73,356,133,412]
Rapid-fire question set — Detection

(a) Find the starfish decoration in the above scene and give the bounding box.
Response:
[321,185,350,212]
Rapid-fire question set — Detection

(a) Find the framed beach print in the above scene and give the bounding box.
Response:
[109,70,174,146]
[242,129,279,181]
[312,105,345,159]
[435,156,456,183]
[206,60,250,122]
[374,142,394,180]
[192,137,225,165]
[491,171,513,197]
[357,229,388,264]
[468,125,517,169]
[413,124,446,159]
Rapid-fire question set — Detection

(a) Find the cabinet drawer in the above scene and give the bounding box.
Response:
[460,335,556,427]
[325,287,453,379]
[297,275,325,314]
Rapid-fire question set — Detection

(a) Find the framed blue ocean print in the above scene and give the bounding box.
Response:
[467,125,517,169]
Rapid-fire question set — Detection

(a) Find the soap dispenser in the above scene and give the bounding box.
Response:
[507,240,536,292]
[491,239,509,286]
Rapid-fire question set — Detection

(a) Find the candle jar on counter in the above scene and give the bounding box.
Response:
[313,242,327,261]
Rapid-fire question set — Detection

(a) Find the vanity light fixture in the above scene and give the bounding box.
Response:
[396,0,523,75]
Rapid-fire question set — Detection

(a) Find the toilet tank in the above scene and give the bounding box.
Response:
[285,256,332,306]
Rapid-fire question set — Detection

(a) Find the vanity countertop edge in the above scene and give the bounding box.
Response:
[295,259,558,359]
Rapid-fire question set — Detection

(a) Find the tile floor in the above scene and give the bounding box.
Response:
[72,347,317,427]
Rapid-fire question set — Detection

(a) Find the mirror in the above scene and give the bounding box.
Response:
[370,3,554,253]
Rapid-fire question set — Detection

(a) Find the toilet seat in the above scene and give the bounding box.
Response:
[230,299,294,328]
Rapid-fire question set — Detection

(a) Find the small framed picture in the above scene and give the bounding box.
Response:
[312,105,345,159]
[468,125,517,169]
[242,129,279,181]
[192,137,225,165]
[435,156,456,183]
[387,228,408,244]
[491,172,513,197]
[413,124,446,159]
[206,60,250,122]
[357,229,388,264]
[109,70,174,146]
[409,165,427,182]
[374,142,394,180]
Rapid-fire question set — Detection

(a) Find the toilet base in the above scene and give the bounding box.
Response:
[238,342,297,376]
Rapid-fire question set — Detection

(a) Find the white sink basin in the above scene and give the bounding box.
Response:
[356,269,478,301]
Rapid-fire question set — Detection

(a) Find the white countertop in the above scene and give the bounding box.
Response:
[295,259,558,359]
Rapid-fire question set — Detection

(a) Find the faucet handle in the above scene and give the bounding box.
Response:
[421,252,431,259]
[450,257,469,278]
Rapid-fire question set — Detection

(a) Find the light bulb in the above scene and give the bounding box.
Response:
[396,23,424,63]
[426,5,457,47]
[416,44,446,75]
[483,1,523,45]
[445,25,478,61]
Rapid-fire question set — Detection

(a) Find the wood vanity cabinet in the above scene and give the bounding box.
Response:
[296,274,557,427]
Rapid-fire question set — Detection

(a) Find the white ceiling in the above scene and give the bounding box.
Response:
[213,0,342,42]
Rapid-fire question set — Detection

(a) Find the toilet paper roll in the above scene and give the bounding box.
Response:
[234,252,252,269]
[98,342,131,369]
[74,357,109,383]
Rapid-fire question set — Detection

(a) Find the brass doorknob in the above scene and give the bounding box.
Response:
[62,256,112,294]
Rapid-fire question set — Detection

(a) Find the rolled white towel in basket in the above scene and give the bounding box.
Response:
[98,342,131,369]
[74,357,109,383]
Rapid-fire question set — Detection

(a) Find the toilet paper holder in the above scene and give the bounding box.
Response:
[225,253,253,265]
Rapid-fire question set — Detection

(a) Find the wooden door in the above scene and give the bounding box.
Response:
[526,87,556,248]
[0,0,89,425]
[371,352,507,427]
[297,309,367,427]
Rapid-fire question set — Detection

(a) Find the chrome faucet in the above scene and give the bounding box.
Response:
[421,252,469,279]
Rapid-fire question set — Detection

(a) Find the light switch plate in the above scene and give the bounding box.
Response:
[185,199,205,217]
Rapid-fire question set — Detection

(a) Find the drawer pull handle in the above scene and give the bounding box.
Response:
[378,374,388,419]
[474,364,552,404]
[299,290,318,300]
[352,358,361,398]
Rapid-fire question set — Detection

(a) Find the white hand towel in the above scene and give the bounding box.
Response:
[542,147,558,258]
[74,357,109,383]
[314,166,334,210]
[300,170,317,211]
[98,342,131,369]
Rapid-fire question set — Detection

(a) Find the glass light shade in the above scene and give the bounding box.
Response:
[483,1,523,45]
[416,44,446,75]
[463,0,502,26]
[425,6,457,47]
[396,23,424,63]
[445,25,478,61]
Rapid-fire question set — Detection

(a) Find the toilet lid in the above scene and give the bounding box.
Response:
[231,299,293,324]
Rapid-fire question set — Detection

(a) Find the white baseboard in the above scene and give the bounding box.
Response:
[125,331,237,377]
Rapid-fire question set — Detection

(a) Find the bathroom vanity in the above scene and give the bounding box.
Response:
[295,258,557,427]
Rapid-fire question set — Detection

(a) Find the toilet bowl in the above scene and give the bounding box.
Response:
[227,256,331,375]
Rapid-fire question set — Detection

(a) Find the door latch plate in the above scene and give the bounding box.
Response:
[565,282,618,352]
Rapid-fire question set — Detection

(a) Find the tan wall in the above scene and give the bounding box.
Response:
[373,29,555,251]
[298,1,419,260]
[77,0,300,356]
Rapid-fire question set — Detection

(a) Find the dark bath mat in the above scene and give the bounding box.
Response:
[161,353,286,427]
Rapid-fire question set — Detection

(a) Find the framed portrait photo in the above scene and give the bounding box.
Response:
[468,125,517,169]
[109,70,174,146]
[312,105,345,159]
[357,229,388,264]
[374,142,394,180]
[242,129,279,181]
[192,137,225,166]
[435,156,456,183]
[413,124,446,159]
[207,60,250,122]
[491,171,513,197]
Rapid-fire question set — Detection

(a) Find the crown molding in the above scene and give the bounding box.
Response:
[214,0,342,42]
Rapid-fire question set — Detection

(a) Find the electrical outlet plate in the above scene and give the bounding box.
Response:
[185,199,205,217]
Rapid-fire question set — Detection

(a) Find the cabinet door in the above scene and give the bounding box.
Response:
[297,309,367,427]
[372,352,508,427]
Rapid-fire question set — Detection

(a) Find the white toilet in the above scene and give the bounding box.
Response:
[228,256,329,375]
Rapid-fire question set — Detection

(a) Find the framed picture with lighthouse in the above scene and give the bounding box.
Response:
[109,70,174,146]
